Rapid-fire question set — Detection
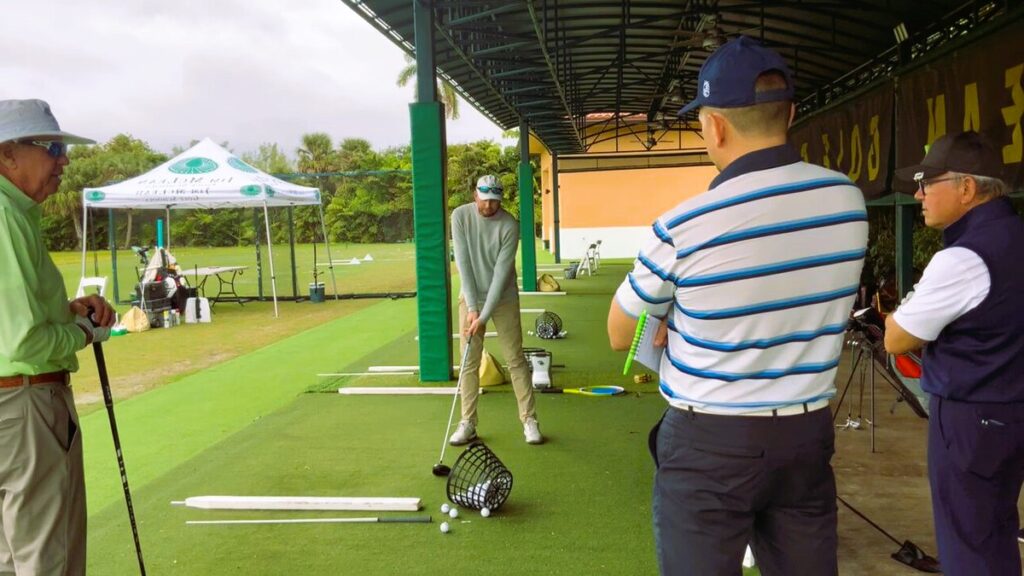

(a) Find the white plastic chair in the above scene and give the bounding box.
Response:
[75,276,107,298]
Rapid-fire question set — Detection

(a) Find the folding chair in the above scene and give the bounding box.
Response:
[577,244,594,276]
[76,276,107,298]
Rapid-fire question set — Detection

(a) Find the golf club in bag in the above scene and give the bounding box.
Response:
[89,313,147,575]
[432,335,474,477]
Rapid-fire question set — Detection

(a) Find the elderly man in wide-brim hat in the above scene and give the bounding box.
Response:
[0,99,116,575]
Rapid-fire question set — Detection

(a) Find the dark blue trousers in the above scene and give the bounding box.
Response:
[650,407,837,576]
[928,396,1024,576]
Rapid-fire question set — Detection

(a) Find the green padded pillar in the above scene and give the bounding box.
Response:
[519,117,537,292]
[410,101,453,381]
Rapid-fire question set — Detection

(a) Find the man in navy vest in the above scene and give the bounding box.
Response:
[885,131,1024,575]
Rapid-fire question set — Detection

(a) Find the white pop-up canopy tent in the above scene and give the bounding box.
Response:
[81,138,337,317]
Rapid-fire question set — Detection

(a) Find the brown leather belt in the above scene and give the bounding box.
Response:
[0,370,69,389]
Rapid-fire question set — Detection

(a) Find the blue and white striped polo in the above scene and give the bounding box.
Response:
[614,145,867,414]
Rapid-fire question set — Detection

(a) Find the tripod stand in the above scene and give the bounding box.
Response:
[834,326,879,452]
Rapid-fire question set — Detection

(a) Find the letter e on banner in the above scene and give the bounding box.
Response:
[1002,63,1023,164]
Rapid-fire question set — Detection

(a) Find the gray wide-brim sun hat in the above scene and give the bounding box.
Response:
[0,99,95,145]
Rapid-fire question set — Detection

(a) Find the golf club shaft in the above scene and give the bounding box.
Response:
[437,335,473,466]
[93,341,147,576]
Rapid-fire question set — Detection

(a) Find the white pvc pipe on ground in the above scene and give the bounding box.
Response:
[338,387,460,395]
[172,495,421,511]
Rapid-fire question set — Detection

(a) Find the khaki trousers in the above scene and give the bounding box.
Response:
[458,296,536,425]
[0,378,85,576]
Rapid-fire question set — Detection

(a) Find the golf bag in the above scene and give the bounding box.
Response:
[849,307,929,418]
[132,246,191,315]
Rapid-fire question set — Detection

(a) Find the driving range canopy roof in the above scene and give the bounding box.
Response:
[342,0,1009,154]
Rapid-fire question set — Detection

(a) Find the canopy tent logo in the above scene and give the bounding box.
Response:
[240,184,262,196]
[169,157,219,174]
[265,186,276,197]
[85,190,105,202]
[228,157,258,173]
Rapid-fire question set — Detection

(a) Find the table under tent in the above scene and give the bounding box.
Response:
[80,137,338,317]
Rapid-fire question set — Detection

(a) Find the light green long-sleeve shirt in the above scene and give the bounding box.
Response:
[451,203,519,323]
[0,175,85,377]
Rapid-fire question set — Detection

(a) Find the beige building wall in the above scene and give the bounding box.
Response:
[537,121,719,260]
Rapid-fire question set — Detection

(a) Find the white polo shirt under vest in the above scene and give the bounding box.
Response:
[615,145,868,414]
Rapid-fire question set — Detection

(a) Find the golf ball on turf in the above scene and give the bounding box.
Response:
[440,503,450,514]
[480,507,491,518]
[449,508,459,519]
[440,521,450,534]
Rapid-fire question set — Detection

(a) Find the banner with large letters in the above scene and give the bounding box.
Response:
[897,18,1023,193]
[791,16,1022,197]
[790,83,894,198]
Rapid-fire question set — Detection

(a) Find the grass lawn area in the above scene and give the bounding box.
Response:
[52,243,417,411]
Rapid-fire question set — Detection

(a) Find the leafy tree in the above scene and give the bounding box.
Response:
[397,54,461,120]
[243,143,293,174]
[47,134,167,250]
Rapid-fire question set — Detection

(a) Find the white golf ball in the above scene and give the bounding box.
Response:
[440,503,450,514]
[480,507,491,518]
[440,521,450,534]
[448,508,459,519]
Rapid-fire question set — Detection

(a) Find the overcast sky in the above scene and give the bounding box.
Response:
[1,0,507,159]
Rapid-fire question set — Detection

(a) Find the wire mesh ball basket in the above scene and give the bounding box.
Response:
[446,441,513,511]
[534,311,563,339]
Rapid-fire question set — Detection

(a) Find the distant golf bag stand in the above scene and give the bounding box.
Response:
[446,441,513,511]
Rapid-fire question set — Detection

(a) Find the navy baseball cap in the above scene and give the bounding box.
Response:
[678,36,794,115]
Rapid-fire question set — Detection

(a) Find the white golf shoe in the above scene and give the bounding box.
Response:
[449,421,477,446]
[523,417,543,444]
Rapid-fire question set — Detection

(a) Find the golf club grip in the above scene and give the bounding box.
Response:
[378,516,432,523]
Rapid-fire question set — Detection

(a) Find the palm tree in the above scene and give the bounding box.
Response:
[396,54,460,120]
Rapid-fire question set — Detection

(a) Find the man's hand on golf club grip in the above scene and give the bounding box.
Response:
[74,315,111,345]
[464,311,484,337]
[70,297,115,345]
[70,295,116,327]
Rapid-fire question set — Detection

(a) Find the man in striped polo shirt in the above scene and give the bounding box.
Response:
[608,37,867,575]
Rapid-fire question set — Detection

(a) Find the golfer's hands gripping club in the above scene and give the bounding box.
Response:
[464,310,485,337]
[73,301,114,345]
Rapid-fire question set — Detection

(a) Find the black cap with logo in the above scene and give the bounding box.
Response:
[895,131,1004,183]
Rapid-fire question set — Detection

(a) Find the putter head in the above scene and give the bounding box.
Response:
[432,464,451,477]
[891,540,941,573]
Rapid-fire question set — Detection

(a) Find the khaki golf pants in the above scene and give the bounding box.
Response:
[458,296,536,425]
[0,378,86,576]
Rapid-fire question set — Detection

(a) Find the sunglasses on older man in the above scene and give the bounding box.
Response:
[477,185,502,194]
[20,140,68,158]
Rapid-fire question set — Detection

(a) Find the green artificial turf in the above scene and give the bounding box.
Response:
[83,259,760,575]
[80,297,418,516]
[87,391,666,575]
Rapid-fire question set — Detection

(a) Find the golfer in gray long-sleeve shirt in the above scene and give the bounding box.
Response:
[448,175,542,445]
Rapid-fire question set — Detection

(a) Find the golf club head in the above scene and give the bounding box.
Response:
[432,464,451,477]
[891,540,941,573]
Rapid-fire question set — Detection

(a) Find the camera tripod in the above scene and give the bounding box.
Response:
[834,325,881,451]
